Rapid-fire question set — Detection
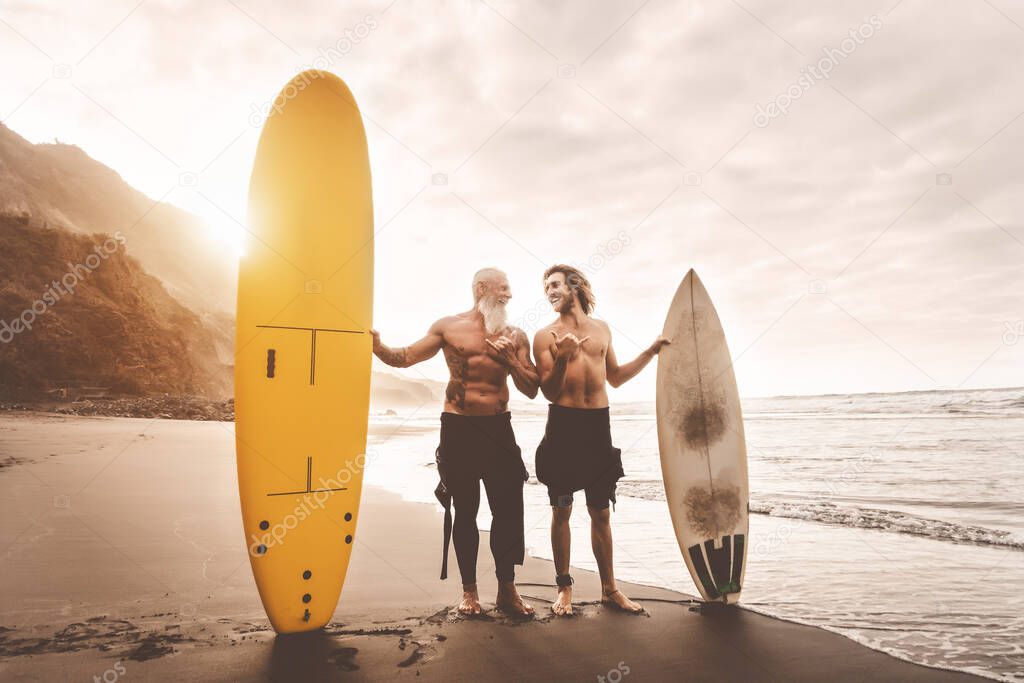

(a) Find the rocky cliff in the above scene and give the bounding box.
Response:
[0,215,230,399]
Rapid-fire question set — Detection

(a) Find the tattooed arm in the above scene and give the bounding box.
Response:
[486,328,540,399]
[511,328,540,399]
[370,320,445,368]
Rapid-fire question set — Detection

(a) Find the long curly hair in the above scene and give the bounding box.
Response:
[543,264,595,315]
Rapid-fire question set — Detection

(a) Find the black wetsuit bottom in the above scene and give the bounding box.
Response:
[535,404,624,510]
[434,412,528,584]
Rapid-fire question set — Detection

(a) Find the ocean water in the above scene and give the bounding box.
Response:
[364,387,1024,681]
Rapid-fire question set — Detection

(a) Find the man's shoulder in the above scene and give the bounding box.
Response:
[584,318,612,346]
[438,311,475,326]
[428,314,464,334]
[532,320,559,341]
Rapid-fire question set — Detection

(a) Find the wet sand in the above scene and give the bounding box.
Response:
[0,412,984,681]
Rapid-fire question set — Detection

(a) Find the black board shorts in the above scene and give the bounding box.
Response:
[535,404,623,510]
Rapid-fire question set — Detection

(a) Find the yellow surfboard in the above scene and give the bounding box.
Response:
[235,71,373,633]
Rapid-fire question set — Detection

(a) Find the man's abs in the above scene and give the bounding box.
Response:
[444,380,510,415]
[552,359,609,409]
[442,344,511,415]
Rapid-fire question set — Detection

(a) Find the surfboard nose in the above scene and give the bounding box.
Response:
[286,69,355,97]
[260,70,362,128]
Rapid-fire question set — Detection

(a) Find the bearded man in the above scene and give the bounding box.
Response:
[371,267,539,617]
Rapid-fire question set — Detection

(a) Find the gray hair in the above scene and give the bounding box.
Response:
[472,267,506,302]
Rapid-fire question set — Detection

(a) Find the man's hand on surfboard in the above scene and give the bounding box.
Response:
[370,328,382,353]
[648,335,671,355]
[550,331,589,361]
[485,336,518,366]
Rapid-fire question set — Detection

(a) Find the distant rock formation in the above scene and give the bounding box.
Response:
[369,370,445,410]
[0,215,230,399]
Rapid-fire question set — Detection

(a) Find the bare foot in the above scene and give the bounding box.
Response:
[458,585,482,616]
[602,588,644,613]
[551,585,574,616]
[496,582,535,617]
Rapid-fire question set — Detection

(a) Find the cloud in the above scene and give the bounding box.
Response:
[1,0,1021,397]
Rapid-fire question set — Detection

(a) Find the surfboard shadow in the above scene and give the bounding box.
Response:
[269,629,358,680]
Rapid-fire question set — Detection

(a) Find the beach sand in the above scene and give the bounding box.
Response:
[0,413,984,682]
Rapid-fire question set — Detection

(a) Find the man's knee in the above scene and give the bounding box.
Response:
[552,504,573,524]
[454,518,477,532]
[587,505,610,525]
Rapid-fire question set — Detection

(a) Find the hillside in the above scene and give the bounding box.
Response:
[0,215,230,399]
[0,123,236,317]
[0,123,448,411]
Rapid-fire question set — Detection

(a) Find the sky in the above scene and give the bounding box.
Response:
[2,0,1022,399]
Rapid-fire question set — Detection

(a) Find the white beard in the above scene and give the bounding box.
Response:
[477,297,508,335]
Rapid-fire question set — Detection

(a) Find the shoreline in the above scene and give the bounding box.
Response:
[369,462,1013,683]
[0,412,992,681]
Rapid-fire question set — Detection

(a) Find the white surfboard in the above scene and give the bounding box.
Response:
[656,270,749,603]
